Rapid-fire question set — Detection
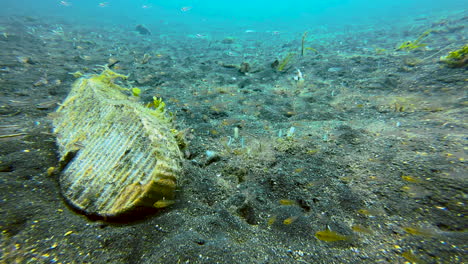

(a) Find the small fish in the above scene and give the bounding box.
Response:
[400,185,430,198]
[351,224,373,234]
[315,229,350,242]
[401,175,424,183]
[357,208,383,217]
[142,5,152,9]
[36,100,58,110]
[267,215,277,226]
[181,6,192,12]
[226,51,237,57]
[279,199,296,206]
[47,112,63,120]
[153,199,175,208]
[401,250,424,263]
[357,209,372,216]
[294,168,304,173]
[59,1,72,6]
[403,226,438,237]
[98,2,109,7]
[47,167,56,176]
[283,216,298,225]
[414,17,428,21]
[307,149,319,155]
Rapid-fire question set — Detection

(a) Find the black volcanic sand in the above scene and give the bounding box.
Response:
[1,13,466,264]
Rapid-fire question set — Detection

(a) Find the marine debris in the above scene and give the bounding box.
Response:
[53,68,182,218]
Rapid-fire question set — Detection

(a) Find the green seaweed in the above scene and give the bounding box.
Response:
[147,96,166,114]
[440,45,468,68]
[301,31,308,56]
[277,52,296,72]
[396,29,431,51]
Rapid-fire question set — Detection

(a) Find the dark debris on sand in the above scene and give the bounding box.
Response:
[0,13,466,264]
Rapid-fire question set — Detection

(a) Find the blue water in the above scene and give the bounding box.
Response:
[2,0,467,33]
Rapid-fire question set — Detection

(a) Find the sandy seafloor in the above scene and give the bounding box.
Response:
[0,10,467,264]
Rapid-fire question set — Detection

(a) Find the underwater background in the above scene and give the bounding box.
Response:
[2,0,468,29]
[1,0,467,263]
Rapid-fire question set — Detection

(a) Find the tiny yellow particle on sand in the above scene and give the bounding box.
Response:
[64,231,73,236]
[57,209,63,212]
[393,245,401,249]
[23,149,30,153]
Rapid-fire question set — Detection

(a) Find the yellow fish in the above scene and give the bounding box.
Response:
[351,224,373,234]
[401,175,423,183]
[267,215,277,226]
[283,216,299,225]
[153,199,175,208]
[403,226,437,237]
[279,199,296,206]
[315,229,350,242]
